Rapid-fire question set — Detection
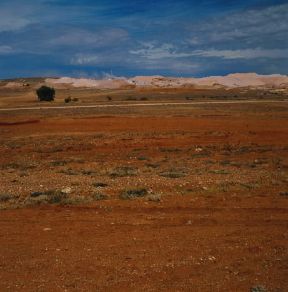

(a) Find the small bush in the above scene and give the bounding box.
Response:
[28,190,67,204]
[119,188,148,200]
[250,286,266,292]
[65,96,72,103]
[63,196,91,205]
[59,168,79,175]
[138,156,149,161]
[0,194,14,202]
[36,86,55,102]
[146,163,161,168]
[92,192,109,201]
[93,182,108,188]
[160,147,181,153]
[160,168,188,178]
[109,166,137,178]
[208,169,230,175]
[50,160,69,166]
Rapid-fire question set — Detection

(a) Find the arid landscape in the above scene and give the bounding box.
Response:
[0,76,287,291]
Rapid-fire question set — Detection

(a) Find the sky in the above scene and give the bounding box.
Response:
[0,0,287,79]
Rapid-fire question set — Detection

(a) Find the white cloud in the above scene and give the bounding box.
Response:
[130,42,192,59]
[0,0,39,32]
[51,28,128,47]
[0,18,31,32]
[71,54,100,65]
[131,42,288,61]
[191,48,288,59]
[0,45,13,54]
[187,3,288,44]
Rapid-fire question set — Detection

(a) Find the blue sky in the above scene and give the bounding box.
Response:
[0,0,287,78]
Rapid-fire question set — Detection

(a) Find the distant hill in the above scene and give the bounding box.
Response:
[1,73,288,90]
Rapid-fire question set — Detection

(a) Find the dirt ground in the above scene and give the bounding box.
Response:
[0,93,287,291]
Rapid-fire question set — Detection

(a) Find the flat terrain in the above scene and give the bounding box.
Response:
[0,88,287,291]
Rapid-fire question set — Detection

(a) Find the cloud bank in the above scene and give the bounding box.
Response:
[0,0,287,78]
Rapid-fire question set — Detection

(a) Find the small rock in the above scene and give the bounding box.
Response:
[43,228,52,231]
[61,187,72,194]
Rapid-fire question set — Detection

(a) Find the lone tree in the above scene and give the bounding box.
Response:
[36,86,55,101]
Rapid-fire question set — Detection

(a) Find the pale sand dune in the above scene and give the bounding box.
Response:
[45,73,288,89]
[45,77,129,89]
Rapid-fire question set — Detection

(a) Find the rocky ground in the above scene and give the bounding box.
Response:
[0,98,287,291]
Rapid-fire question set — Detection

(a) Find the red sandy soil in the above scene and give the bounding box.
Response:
[0,101,287,291]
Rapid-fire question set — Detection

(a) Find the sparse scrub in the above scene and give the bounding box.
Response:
[93,182,108,188]
[44,190,68,204]
[0,194,14,202]
[192,151,211,158]
[138,156,149,161]
[208,169,230,175]
[109,166,138,178]
[65,96,79,103]
[239,183,259,190]
[159,168,188,178]
[62,195,91,205]
[250,286,266,292]
[146,163,161,168]
[65,96,72,103]
[92,192,109,201]
[59,168,79,175]
[28,190,67,205]
[119,188,148,200]
[50,160,69,166]
[125,97,137,101]
[2,162,36,171]
[160,147,181,153]
[81,169,97,176]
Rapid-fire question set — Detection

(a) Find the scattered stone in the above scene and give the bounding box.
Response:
[43,228,52,231]
[61,187,72,194]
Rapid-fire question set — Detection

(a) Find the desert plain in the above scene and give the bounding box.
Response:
[0,76,288,291]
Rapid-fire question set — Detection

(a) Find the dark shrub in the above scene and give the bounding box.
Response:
[65,96,72,103]
[119,188,148,200]
[36,86,55,101]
